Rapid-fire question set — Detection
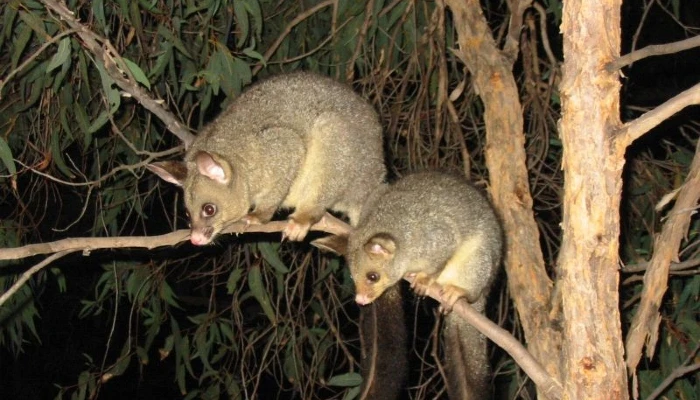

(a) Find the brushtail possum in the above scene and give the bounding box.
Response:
[147,72,385,245]
[315,171,503,399]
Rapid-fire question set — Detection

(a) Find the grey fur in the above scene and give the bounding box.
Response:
[345,171,503,399]
[149,72,385,244]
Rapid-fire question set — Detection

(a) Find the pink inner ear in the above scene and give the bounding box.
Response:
[196,153,228,184]
[368,243,388,255]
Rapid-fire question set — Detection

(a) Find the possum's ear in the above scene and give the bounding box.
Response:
[194,151,231,184]
[364,233,396,260]
[147,161,188,186]
[311,235,348,255]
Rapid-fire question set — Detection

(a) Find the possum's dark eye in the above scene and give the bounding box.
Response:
[202,203,217,218]
[366,272,380,283]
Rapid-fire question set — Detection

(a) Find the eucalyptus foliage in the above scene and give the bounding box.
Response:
[0,0,697,399]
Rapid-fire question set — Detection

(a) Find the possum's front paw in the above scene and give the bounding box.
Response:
[410,272,435,297]
[282,218,312,241]
[439,284,468,314]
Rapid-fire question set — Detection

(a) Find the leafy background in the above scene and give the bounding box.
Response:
[0,0,698,399]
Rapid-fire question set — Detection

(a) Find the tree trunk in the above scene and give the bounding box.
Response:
[443,0,563,390]
[558,0,629,398]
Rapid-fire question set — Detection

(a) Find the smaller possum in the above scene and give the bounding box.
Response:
[315,171,503,399]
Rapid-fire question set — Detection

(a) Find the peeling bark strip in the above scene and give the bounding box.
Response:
[442,0,563,390]
[559,0,628,398]
[625,140,700,373]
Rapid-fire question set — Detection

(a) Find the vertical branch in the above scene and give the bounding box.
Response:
[558,0,628,398]
[442,0,562,389]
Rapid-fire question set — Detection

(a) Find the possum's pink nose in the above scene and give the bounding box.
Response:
[355,294,373,305]
[190,232,211,246]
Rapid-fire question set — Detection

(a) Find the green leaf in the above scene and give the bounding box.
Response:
[136,346,149,365]
[209,49,234,97]
[159,280,180,308]
[202,382,220,399]
[95,62,121,111]
[243,0,263,40]
[157,25,192,59]
[161,334,175,359]
[50,130,75,178]
[1,3,19,49]
[258,242,289,274]
[233,0,249,48]
[342,386,361,400]
[73,104,91,145]
[247,265,276,324]
[18,10,47,39]
[315,257,339,285]
[176,356,187,395]
[110,341,132,377]
[232,57,252,92]
[283,341,302,384]
[122,57,151,89]
[242,46,265,66]
[46,37,71,73]
[223,373,241,398]
[149,42,173,79]
[50,267,67,292]
[327,372,362,387]
[0,137,16,175]
[92,0,107,34]
[11,24,33,70]
[226,268,243,294]
[219,321,235,343]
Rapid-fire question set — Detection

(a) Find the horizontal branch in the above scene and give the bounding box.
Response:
[0,213,351,262]
[405,276,563,400]
[607,35,700,72]
[0,212,559,399]
[614,81,700,150]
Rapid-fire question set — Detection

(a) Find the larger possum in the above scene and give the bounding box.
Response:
[147,71,385,244]
[148,72,407,399]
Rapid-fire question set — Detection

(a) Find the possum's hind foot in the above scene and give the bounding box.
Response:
[282,219,313,241]
[283,208,325,241]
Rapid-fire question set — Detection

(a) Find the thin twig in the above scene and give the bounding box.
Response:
[614,81,700,149]
[251,0,334,76]
[0,250,75,307]
[607,35,700,72]
[644,343,700,400]
[10,146,183,185]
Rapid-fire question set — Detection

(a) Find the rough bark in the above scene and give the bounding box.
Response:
[625,140,700,373]
[558,0,629,398]
[443,0,563,390]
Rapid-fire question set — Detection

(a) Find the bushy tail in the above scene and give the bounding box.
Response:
[443,312,490,400]
[359,284,407,400]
